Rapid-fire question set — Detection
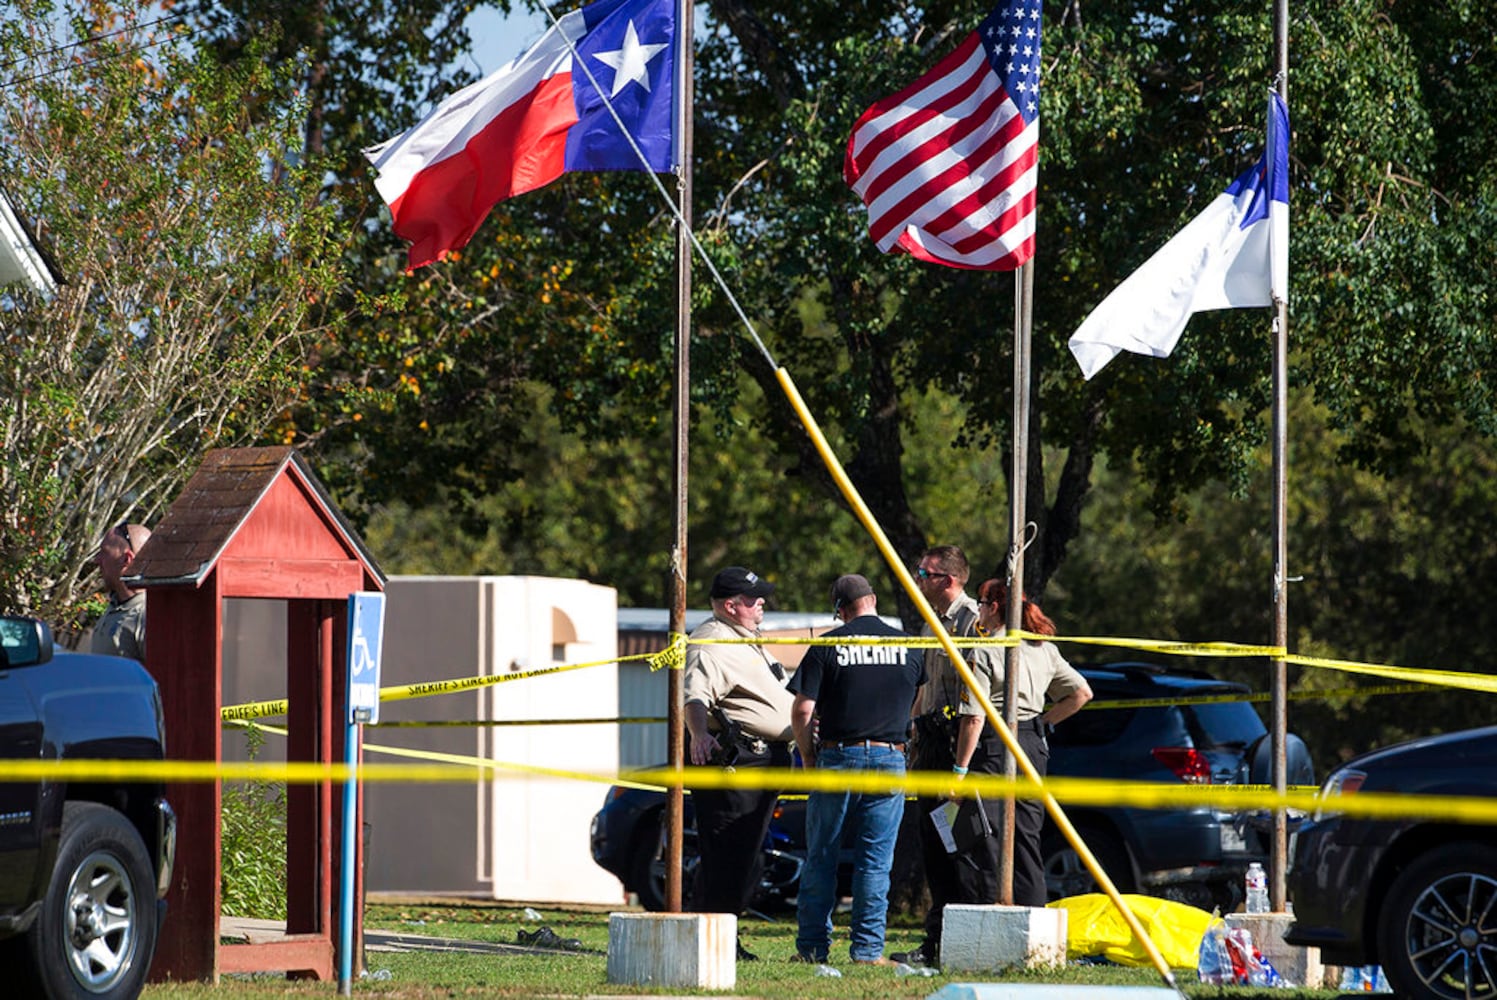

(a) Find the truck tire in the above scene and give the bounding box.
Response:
[26,802,157,1000]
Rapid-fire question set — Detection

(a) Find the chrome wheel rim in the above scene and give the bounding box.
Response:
[63,850,138,993]
[1403,871,1497,1000]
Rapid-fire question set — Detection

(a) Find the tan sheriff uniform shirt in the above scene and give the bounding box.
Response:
[916,591,981,715]
[683,615,793,742]
[90,592,147,661]
[959,632,1086,720]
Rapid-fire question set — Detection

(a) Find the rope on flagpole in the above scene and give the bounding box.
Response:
[535,1,779,371]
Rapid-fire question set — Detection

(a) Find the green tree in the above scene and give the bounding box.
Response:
[704,0,1496,614]
[189,1,1495,635]
[0,3,344,629]
[1055,396,1497,772]
[359,376,1018,612]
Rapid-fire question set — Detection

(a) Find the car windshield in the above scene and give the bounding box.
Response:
[1187,702,1267,749]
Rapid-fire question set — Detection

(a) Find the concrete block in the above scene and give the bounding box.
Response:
[605,912,735,989]
[941,904,1067,973]
[930,986,1179,1000]
[1225,912,1325,989]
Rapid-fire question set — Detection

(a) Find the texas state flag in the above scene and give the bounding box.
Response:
[366,0,678,270]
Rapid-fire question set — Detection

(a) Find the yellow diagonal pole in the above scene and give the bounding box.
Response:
[773,366,1181,992]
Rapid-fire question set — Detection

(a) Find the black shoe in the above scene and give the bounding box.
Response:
[790,951,828,963]
[736,941,759,961]
[890,948,936,968]
[517,926,584,951]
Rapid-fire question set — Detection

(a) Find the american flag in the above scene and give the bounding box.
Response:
[844,1,1042,271]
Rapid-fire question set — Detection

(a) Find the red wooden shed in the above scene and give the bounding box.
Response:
[127,446,385,982]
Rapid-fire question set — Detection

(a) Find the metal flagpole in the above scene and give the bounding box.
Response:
[665,0,695,913]
[1269,0,1291,912]
[664,0,691,916]
[1000,258,1035,905]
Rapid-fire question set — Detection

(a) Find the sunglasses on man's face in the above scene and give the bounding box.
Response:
[915,568,950,581]
[103,525,134,555]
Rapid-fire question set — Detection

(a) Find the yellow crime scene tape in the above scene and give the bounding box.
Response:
[220,648,662,722]
[370,716,668,728]
[646,632,686,671]
[25,569,1497,991]
[8,750,1495,827]
[216,626,1477,723]
[716,632,1280,657]
[189,619,1497,829]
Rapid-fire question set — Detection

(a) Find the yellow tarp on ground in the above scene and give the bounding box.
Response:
[1048,893,1215,969]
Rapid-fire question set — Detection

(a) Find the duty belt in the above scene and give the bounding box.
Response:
[736,735,769,756]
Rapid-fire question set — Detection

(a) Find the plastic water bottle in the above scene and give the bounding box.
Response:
[1245,861,1269,913]
[1339,965,1388,991]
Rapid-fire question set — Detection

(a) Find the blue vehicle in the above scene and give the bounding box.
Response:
[1040,662,1313,913]
[590,662,1312,914]
[1285,725,1497,1000]
[589,786,814,913]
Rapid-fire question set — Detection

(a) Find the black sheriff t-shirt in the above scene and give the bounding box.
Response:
[788,616,925,745]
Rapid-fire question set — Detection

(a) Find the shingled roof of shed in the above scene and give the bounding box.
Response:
[126,446,384,587]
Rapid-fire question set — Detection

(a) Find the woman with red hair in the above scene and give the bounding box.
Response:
[952,579,1092,907]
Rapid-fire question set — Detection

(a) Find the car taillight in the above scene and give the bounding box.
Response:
[1152,747,1213,784]
[1323,770,1366,797]
[1313,768,1367,820]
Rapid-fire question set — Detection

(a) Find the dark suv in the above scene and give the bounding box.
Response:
[589,661,1311,913]
[1285,724,1497,1000]
[1041,662,1313,912]
[0,614,175,1000]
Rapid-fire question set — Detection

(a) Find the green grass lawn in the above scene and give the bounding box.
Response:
[139,902,1348,999]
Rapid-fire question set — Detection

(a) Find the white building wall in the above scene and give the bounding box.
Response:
[358,576,624,904]
[480,576,622,903]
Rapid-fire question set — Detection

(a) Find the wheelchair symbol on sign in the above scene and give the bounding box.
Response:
[350,631,375,679]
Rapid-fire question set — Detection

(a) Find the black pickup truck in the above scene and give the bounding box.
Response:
[0,614,175,1000]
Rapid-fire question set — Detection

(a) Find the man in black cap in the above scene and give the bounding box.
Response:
[787,574,924,964]
[683,566,794,960]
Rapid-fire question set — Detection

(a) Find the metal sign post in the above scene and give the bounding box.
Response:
[339,592,384,995]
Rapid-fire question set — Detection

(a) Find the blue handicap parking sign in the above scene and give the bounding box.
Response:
[346,592,385,724]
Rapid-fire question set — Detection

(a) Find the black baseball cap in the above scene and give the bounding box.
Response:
[710,566,775,599]
[830,574,874,611]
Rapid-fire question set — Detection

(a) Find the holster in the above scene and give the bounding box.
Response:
[709,705,744,768]
[909,708,957,771]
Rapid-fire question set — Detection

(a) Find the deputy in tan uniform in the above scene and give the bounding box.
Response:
[897,545,981,967]
[952,577,1091,907]
[91,523,151,660]
[683,566,793,960]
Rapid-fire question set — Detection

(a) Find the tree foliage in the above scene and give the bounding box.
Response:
[204,0,1496,627]
[164,0,1494,650]
[0,2,343,627]
[1056,397,1497,773]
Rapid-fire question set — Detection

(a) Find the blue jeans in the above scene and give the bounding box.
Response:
[795,744,906,962]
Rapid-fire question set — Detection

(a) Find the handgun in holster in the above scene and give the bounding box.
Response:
[709,705,743,769]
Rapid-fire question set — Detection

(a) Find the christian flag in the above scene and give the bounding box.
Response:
[1068,93,1291,380]
[844,1,1042,271]
[365,0,678,270]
